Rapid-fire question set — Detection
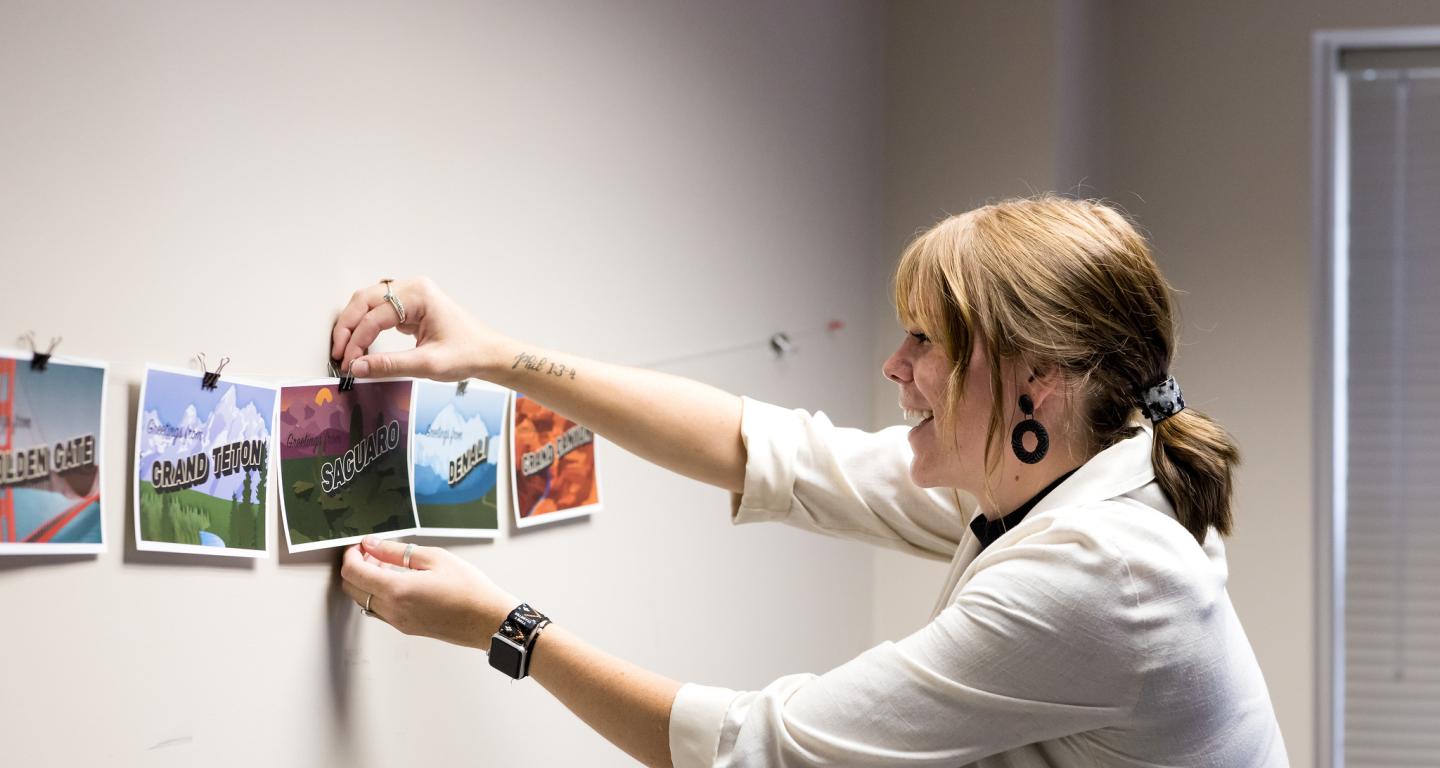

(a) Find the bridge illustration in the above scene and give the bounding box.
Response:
[0,358,99,543]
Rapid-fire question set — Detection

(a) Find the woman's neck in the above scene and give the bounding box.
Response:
[976,453,1089,522]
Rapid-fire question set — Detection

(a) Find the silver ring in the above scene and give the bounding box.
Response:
[362,592,374,617]
[381,279,407,324]
[402,543,415,569]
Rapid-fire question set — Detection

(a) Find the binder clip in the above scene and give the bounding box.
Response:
[19,332,60,371]
[197,353,230,391]
[329,359,355,392]
[456,379,469,395]
[768,332,796,360]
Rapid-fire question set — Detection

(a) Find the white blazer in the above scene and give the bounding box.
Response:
[668,397,1289,767]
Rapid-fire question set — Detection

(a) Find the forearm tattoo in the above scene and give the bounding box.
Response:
[512,351,578,380]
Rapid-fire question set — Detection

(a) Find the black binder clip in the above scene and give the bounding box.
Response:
[768,332,796,360]
[197,353,230,391]
[456,379,469,395]
[330,359,355,392]
[20,332,60,371]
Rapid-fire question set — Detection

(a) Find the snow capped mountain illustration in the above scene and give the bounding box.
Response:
[413,402,498,502]
[205,385,270,446]
[140,403,203,458]
[139,379,274,501]
[414,404,495,475]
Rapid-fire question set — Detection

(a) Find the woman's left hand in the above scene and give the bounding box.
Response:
[339,537,519,650]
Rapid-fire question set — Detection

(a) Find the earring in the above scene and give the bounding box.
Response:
[1011,394,1048,464]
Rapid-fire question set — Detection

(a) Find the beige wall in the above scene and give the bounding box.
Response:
[871,0,1062,638]
[1102,5,1438,766]
[875,2,1440,766]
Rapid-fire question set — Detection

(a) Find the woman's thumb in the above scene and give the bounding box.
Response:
[353,348,427,378]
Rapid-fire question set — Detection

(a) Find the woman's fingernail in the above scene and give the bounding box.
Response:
[362,536,379,548]
[352,359,371,377]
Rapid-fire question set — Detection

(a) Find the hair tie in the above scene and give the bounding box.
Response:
[1139,376,1185,423]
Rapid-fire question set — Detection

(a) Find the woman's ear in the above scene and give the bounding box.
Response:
[1023,364,1063,413]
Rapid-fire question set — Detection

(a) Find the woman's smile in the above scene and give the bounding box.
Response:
[903,407,934,431]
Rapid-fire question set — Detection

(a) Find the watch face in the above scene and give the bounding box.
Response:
[489,635,526,679]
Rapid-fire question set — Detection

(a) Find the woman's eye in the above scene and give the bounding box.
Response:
[909,331,929,344]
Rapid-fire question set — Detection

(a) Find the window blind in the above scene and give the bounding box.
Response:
[1342,60,1440,767]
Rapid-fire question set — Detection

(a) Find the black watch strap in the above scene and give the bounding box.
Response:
[489,603,550,680]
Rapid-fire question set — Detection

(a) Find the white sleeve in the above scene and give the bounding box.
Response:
[669,519,1146,767]
[731,396,967,560]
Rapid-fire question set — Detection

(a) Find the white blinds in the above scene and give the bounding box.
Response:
[1343,64,1440,767]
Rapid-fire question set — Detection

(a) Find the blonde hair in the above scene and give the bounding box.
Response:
[895,195,1239,544]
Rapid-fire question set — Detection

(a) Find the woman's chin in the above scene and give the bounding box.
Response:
[907,461,943,488]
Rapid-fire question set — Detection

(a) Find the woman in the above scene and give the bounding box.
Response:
[333,196,1289,766]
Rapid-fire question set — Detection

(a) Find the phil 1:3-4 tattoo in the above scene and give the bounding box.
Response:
[512,352,577,380]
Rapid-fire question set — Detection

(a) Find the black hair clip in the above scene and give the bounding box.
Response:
[20,331,60,371]
[456,379,469,395]
[197,353,231,391]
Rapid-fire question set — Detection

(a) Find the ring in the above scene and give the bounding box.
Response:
[381,279,407,324]
[402,543,415,569]
[362,592,375,617]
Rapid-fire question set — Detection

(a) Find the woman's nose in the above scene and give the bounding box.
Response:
[882,344,911,384]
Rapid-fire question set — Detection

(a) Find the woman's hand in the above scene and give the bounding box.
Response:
[332,277,746,493]
[331,276,512,382]
[339,537,519,650]
[343,537,682,768]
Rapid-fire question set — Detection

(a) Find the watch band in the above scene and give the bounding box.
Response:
[488,603,550,680]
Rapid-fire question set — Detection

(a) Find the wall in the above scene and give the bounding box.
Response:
[0,2,885,765]
[872,0,1118,647]
[875,2,1440,766]
[1099,5,1439,765]
[871,0,1064,638]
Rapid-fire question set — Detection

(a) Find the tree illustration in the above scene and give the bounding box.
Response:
[255,447,268,547]
[237,469,255,548]
[350,403,364,449]
[159,490,177,542]
[229,491,243,546]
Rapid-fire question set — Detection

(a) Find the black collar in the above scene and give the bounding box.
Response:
[969,469,1079,552]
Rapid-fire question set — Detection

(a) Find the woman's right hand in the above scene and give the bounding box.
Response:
[331,276,509,382]
[331,275,747,492]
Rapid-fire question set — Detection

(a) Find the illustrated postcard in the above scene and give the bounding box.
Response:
[134,365,278,557]
[511,393,601,529]
[0,349,108,554]
[413,379,510,538]
[277,379,417,552]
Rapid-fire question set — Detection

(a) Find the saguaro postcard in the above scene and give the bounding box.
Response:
[277,379,417,552]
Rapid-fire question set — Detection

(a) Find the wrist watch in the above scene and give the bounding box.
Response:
[488,603,550,680]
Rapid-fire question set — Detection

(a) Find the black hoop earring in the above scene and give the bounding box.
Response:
[1011,394,1048,464]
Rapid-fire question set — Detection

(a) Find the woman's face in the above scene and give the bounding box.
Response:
[882,328,1014,492]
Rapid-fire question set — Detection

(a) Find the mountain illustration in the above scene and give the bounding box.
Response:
[139,383,272,502]
[413,403,497,503]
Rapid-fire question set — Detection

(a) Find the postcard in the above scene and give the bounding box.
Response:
[511,393,601,528]
[412,379,510,538]
[277,379,417,552]
[0,349,108,554]
[134,366,278,557]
